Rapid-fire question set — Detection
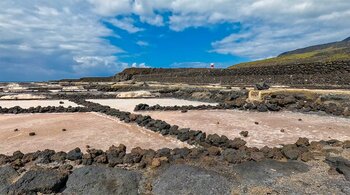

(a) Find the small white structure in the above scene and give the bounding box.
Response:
[210,63,215,69]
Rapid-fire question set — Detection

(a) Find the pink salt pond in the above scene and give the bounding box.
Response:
[0,112,189,155]
[143,110,350,148]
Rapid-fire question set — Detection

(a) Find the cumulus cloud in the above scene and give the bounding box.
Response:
[136,41,149,47]
[108,17,144,33]
[131,62,150,68]
[1,0,350,80]
[0,0,145,80]
[208,1,350,58]
[89,0,166,26]
[88,0,350,58]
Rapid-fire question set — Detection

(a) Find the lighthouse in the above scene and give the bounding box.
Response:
[210,63,215,69]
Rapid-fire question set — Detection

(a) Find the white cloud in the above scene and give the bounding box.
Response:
[1,0,350,81]
[108,18,143,33]
[165,0,350,58]
[88,0,350,59]
[88,0,132,16]
[136,41,149,47]
[131,62,150,68]
[0,0,126,80]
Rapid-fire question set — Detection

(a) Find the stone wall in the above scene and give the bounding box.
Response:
[115,61,350,88]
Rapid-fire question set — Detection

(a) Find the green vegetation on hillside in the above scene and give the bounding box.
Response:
[230,38,350,69]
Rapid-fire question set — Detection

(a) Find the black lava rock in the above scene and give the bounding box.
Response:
[66,147,83,161]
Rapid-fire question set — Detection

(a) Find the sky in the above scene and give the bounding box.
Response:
[1,0,350,81]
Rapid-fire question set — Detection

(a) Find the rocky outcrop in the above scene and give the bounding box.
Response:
[232,160,309,185]
[1,169,68,194]
[64,166,140,195]
[153,164,235,195]
[0,166,19,192]
[325,156,350,181]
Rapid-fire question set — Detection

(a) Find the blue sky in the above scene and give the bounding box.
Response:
[109,19,246,68]
[1,0,350,81]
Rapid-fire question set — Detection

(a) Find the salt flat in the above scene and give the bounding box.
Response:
[0,100,80,108]
[88,98,217,112]
[0,112,189,155]
[144,110,350,148]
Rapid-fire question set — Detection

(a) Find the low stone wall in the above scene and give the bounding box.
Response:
[0,105,88,114]
[115,61,350,88]
[155,88,350,117]
[0,137,349,194]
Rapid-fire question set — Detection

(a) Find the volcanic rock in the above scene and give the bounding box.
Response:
[232,160,309,186]
[206,134,229,147]
[240,131,249,137]
[207,146,221,156]
[51,151,67,162]
[64,166,140,194]
[36,149,55,164]
[226,138,247,149]
[0,166,19,192]
[255,82,270,90]
[281,144,301,160]
[223,149,247,163]
[250,152,265,162]
[325,156,350,181]
[2,168,68,194]
[257,104,268,112]
[66,147,83,161]
[152,164,234,195]
[295,137,310,147]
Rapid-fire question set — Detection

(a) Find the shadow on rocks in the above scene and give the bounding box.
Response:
[63,166,140,195]
[231,160,309,186]
[0,166,19,192]
[152,164,236,195]
[325,156,350,181]
[1,168,68,194]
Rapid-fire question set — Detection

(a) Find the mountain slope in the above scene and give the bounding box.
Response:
[230,37,350,69]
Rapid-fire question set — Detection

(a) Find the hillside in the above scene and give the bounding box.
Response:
[230,37,350,68]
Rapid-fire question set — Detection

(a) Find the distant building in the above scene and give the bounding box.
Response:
[210,63,215,69]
